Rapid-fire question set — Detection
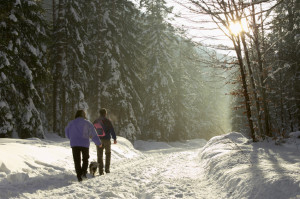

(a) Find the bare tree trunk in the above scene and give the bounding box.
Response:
[230,1,256,141]
[279,72,284,134]
[188,0,257,140]
[61,84,66,137]
[52,77,58,133]
[287,0,300,131]
[52,0,65,134]
[251,2,271,137]
[52,0,58,134]
[240,32,263,137]
[97,60,102,111]
[97,0,104,112]
[233,36,256,142]
[52,0,56,27]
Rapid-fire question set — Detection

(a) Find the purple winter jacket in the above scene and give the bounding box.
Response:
[65,117,101,148]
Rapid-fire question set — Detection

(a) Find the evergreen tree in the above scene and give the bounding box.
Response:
[0,0,48,138]
[51,0,89,136]
[51,0,66,136]
[84,0,102,120]
[86,0,144,141]
[171,36,188,141]
[140,0,176,141]
[63,0,88,127]
[266,0,300,133]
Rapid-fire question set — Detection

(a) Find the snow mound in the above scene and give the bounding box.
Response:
[7,173,29,184]
[110,137,143,160]
[289,131,300,139]
[199,132,300,199]
[0,138,71,175]
[0,136,141,181]
[0,162,10,174]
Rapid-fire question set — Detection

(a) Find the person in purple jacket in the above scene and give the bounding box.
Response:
[65,110,102,182]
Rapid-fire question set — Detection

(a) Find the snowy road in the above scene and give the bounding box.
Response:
[94,149,226,199]
[0,137,226,199]
[2,133,299,199]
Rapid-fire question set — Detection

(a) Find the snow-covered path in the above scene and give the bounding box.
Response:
[8,143,225,199]
[96,149,226,199]
[0,136,226,199]
[1,132,299,199]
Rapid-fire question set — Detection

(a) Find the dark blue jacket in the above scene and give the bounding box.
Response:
[93,116,116,140]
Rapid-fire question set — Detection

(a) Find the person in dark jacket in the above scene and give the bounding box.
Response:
[65,110,102,182]
[93,108,117,175]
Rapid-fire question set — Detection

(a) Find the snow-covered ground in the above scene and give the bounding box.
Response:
[0,132,299,199]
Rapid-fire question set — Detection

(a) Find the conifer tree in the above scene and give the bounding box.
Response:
[84,0,102,120]
[63,0,88,127]
[51,0,66,136]
[0,0,48,138]
[266,0,300,133]
[51,0,89,136]
[86,0,144,141]
[140,0,176,141]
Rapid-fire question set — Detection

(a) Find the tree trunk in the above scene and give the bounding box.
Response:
[52,0,65,134]
[240,32,263,137]
[52,0,56,27]
[232,36,256,142]
[61,84,66,137]
[52,77,58,133]
[251,2,271,137]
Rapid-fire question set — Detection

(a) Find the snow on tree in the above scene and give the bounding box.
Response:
[63,0,89,124]
[51,0,67,136]
[140,0,177,141]
[83,0,103,120]
[0,0,48,138]
[265,0,300,134]
[86,0,143,141]
[51,0,90,136]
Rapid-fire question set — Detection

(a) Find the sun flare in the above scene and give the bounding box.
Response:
[229,18,249,35]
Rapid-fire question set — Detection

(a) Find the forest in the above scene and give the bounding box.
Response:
[0,0,299,142]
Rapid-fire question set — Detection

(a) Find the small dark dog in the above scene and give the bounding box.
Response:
[89,161,99,177]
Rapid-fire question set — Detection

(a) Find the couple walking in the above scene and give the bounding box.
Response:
[65,108,117,182]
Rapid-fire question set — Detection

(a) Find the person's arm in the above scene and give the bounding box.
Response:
[108,119,117,144]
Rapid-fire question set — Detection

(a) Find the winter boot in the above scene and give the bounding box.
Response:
[99,168,104,176]
[77,175,83,182]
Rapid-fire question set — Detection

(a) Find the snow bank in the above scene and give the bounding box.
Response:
[0,138,70,175]
[0,136,141,184]
[289,131,300,139]
[199,132,300,199]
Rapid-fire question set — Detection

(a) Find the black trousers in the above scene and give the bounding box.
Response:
[97,139,111,173]
[72,147,89,180]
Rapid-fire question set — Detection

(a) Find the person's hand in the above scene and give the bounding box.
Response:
[99,144,102,148]
[113,140,117,144]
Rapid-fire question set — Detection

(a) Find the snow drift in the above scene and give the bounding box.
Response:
[199,132,300,199]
